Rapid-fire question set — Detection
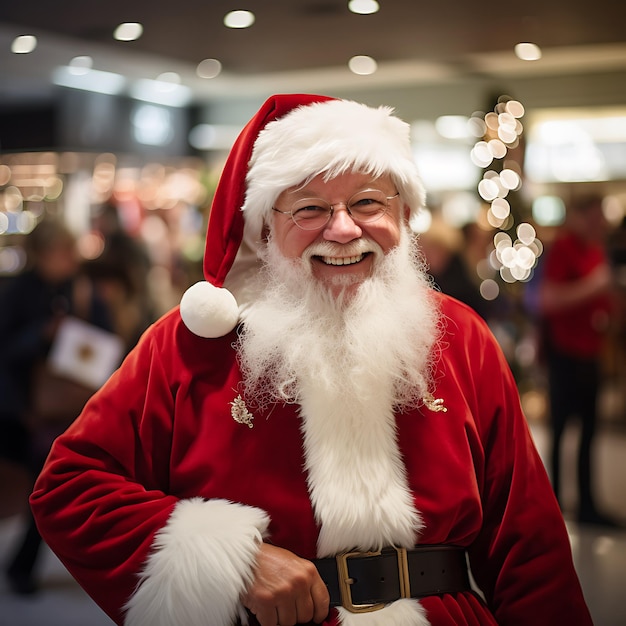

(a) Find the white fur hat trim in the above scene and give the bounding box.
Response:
[180,281,239,338]
[241,99,426,249]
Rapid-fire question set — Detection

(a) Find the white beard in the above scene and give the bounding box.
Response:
[237,227,441,414]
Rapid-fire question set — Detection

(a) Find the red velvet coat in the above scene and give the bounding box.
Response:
[30,293,592,626]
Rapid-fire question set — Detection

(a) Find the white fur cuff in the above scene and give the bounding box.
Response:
[124,497,270,626]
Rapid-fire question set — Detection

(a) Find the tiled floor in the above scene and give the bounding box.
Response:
[530,421,626,626]
[1,419,625,626]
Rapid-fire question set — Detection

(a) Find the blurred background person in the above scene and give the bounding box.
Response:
[419,217,500,322]
[607,215,626,412]
[539,193,620,527]
[82,257,153,355]
[0,217,113,594]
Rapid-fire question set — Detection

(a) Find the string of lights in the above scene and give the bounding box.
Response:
[470,97,543,286]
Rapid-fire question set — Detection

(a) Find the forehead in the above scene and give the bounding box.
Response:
[283,171,395,199]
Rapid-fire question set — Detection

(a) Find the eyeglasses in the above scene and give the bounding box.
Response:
[272,189,400,231]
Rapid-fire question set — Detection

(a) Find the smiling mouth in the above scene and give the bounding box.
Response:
[317,252,369,266]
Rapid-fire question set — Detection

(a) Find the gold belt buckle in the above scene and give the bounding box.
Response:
[336,547,411,613]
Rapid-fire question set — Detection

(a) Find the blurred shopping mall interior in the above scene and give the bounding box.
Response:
[1,1,626,624]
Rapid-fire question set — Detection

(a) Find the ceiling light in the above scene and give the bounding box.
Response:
[52,66,126,95]
[348,0,380,15]
[348,55,378,75]
[11,35,37,54]
[224,10,255,29]
[514,42,542,61]
[156,72,181,85]
[114,22,144,42]
[197,59,222,79]
[130,79,192,107]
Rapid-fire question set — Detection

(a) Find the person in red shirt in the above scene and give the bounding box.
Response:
[540,193,618,526]
[30,95,592,626]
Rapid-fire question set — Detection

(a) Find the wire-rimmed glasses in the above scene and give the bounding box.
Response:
[272,189,400,231]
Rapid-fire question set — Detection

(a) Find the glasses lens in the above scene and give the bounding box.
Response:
[347,190,389,222]
[291,199,331,230]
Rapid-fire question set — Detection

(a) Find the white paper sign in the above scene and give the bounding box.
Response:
[48,317,124,389]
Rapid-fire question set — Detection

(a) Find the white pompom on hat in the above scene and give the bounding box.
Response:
[179,94,426,338]
[179,94,332,338]
[179,281,240,339]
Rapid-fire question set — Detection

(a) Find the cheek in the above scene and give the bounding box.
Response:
[272,224,318,259]
[367,222,403,254]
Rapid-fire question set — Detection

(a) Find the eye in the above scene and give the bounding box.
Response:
[352,197,379,207]
[296,204,325,213]
[349,195,386,215]
[292,200,329,219]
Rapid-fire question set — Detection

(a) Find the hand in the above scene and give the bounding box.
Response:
[242,542,330,626]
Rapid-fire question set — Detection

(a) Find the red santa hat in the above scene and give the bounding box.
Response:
[180,93,426,338]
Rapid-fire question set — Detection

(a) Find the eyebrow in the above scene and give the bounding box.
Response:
[285,181,388,199]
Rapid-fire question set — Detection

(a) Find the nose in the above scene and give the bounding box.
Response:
[322,205,362,243]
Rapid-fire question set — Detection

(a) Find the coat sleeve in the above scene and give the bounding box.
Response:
[30,316,270,626]
[456,307,593,625]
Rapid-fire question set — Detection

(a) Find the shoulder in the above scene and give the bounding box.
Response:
[434,291,509,372]
[131,306,239,376]
[544,231,582,263]
[435,291,492,338]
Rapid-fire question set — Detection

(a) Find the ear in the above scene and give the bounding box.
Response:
[402,203,412,223]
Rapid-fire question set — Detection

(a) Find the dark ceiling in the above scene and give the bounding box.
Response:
[1,1,626,108]
[1,0,626,73]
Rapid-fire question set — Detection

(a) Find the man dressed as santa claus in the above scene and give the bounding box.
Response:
[30,94,592,626]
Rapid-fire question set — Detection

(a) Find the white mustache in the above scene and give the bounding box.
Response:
[303,239,383,263]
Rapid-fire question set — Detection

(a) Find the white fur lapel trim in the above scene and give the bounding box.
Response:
[300,382,422,556]
[124,497,269,626]
[299,383,430,626]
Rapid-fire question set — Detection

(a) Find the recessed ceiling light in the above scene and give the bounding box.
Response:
[11,35,37,54]
[197,58,222,79]
[348,55,378,75]
[114,22,144,42]
[224,10,255,29]
[348,0,380,15]
[515,42,542,61]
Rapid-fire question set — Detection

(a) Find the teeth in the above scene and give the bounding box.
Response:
[321,254,364,266]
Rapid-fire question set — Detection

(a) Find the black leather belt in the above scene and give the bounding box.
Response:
[314,546,470,613]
